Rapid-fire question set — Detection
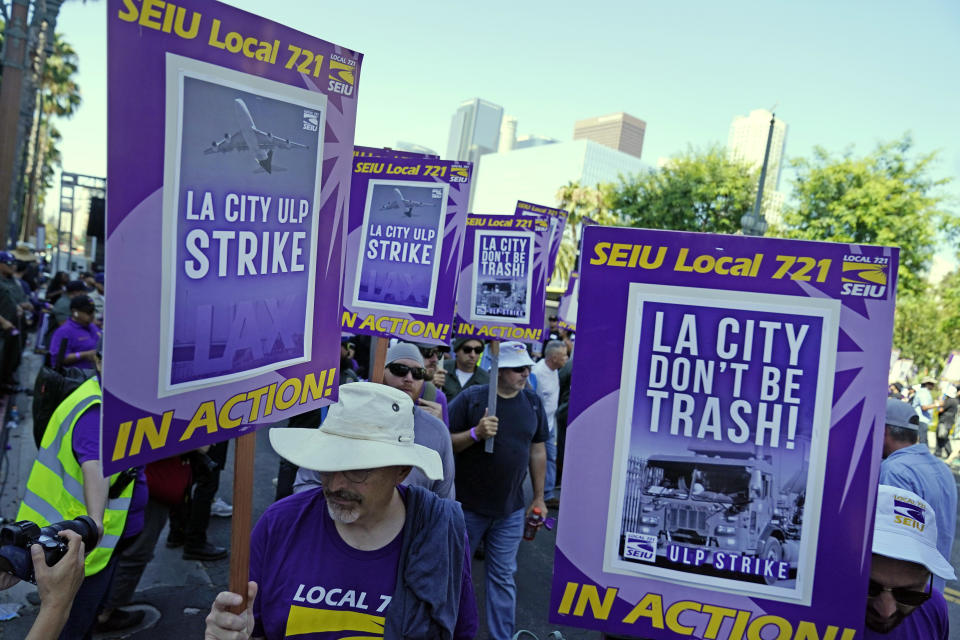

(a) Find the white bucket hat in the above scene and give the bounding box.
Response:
[873,485,955,580]
[269,382,442,480]
[498,341,535,368]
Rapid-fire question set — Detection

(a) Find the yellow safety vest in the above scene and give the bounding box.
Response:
[17,377,133,576]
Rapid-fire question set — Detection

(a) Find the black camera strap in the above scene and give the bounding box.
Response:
[108,468,138,500]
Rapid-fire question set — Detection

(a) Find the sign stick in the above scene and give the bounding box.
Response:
[485,341,500,453]
[371,336,389,384]
[228,430,256,612]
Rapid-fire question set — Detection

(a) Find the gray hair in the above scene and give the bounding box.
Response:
[544,340,566,358]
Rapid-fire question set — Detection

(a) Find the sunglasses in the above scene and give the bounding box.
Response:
[319,469,373,484]
[508,365,531,373]
[867,576,932,607]
[459,346,484,355]
[418,347,440,359]
[386,362,427,380]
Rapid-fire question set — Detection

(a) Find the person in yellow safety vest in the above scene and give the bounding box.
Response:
[17,345,148,639]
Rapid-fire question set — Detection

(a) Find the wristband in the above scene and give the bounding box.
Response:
[470,427,479,442]
[72,352,79,361]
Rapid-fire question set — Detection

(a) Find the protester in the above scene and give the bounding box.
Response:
[47,295,101,369]
[416,341,450,425]
[0,250,31,389]
[888,382,904,400]
[84,272,105,324]
[166,442,230,561]
[0,529,86,640]
[16,342,148,638]
[205,382,477,639]
[296,342,456,498]
[50,280,90,328]
[45,271,70,305]
[878,398,957,591]
[864,485,954,638]
[911,377,939,428]
[934,385,957,458]
[448,341,548,640]
[531,339,568,508]
[442,337,488,402]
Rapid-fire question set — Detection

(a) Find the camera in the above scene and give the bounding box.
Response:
[0,516,98,582]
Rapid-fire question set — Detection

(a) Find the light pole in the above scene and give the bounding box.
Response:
[741,110,776,236]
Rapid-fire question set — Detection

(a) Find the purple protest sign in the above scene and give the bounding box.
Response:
[557,271,578,331]
[515,201,567,281]
[353,145,440,160]
[551,227,898,638]
[341,155,471,344]
[454,215,550,343]
[103,0,362,474]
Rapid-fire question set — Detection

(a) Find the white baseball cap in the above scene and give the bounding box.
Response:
[269,382,442,480]
[873,485,955,580]
[498,341,535,368]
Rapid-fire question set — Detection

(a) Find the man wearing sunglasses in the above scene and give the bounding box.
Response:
[864,485,953,638]
[294,343,456,499]
[205,383,477,640]
[448,341,548,640]
[414,342,450,426]
[442,337,489,402]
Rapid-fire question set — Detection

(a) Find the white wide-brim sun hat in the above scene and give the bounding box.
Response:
[873,485,956,580]
[269,382,442,481]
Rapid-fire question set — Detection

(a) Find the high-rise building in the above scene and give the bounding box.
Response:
[727,109,788,225]
[472,139,648,215]
[514,134,558,150]
[498,116,517,153]
[573,112,646,160]
[445,98,504,166]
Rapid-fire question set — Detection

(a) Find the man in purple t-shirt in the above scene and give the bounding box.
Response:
[864,485,954,639]
[206,383,477,640]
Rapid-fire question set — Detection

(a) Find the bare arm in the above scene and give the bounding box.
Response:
[80,460,109,537]
[528,441,547,518]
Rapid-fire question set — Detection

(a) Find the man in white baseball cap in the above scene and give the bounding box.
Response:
[448,341,548,640]
[864,485,954,638]
[205,382,477,640]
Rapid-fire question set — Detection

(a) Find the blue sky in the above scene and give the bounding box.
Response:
[46,0,959,272]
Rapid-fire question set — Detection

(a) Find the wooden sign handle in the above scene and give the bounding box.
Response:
[371,336,388,384]
[228,430,256,613]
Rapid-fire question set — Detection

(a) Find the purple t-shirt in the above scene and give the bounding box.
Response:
[251,487,476,639]
[72,407,147,538]
[420,383,449,427]
[49,319,101,370]
[863,588,949,640]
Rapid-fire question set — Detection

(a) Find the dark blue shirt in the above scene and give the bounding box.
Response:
[449,385,548,517]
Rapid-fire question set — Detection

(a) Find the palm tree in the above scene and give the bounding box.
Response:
[553,181,620,283]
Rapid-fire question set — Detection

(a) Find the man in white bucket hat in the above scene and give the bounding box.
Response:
[205,382,477,640]
[864,485,954,638]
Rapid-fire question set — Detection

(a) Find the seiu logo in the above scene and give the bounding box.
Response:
[328,60,355,96]
[840,261,888,298]
[894,499,925,524]
[302,110,319,132]
[450,166,470,183]
[623,533,657,562]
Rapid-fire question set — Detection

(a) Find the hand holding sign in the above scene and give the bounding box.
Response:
[476,408,499,440]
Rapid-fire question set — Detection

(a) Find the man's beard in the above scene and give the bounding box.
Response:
[325,490,362,524]
[865,606,908,634]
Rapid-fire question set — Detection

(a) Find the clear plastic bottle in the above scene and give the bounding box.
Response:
[523,507,543,541]
[6,405,19,430]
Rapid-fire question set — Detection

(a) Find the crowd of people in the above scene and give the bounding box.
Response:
[0,259,955,640]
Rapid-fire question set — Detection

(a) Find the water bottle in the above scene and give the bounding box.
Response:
[523,507,543,541]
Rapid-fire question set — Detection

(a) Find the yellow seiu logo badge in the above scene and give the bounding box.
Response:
[450,166,470,183]
[328,60,355,96]
[840,260,887,298]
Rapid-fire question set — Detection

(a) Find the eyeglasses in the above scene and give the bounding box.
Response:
[459,346,484,355]
[319,469,374,484]
[508,366,531,373]
[386,362,427,380]
[418,347,439,359]
[867,576,932,607]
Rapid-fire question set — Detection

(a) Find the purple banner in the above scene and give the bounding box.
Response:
[557,272,578,331]
[103,0,362,474]
[341,155,471,344]
[551,227,898,638]
[353,145,440,160]
[454,215,550,343]
[515,201,567,281]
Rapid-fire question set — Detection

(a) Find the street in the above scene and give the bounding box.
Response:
[0,350,957,638]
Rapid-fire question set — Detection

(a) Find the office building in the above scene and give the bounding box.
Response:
[473,139,648,215]
[573,113,646,160]
[499,116,517,153]
[727,109,788,225]
[446,98,504,166]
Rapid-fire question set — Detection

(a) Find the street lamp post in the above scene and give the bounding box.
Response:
[741,111,776,236]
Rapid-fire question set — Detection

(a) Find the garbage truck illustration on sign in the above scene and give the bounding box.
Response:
[620,446,805,585]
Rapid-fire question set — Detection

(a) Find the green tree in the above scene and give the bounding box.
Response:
[892,288,949,374]
[611,146,758,234]
[780,135,955,298]
[554,181,620,283]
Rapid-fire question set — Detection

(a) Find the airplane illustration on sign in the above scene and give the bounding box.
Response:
[203,98,308,174]
[379,188,434,217]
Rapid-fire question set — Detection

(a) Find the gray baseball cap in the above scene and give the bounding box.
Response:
[885,398,919,430]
